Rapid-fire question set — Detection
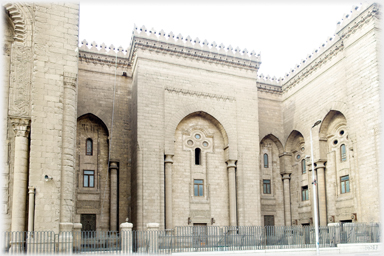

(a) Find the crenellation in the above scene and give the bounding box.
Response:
[281,2,376,88]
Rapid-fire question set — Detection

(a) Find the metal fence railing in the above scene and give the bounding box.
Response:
[2,223,380,254]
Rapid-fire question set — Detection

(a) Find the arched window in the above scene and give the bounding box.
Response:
[340,144,347,162]
[86,138,93,156]
[195,148,201,165]
[302,159,306,174]
[263,154,268,168]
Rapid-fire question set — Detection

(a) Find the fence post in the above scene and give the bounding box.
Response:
[73,223,82,252]
[120,221,133,253]
[147,223,160,253]
[58,223,73,254]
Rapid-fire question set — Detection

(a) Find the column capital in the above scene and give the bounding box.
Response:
[164,154,174,163]
[226,159,236,168]
[109,161,119,169]
[314,160,326,169]
[282,173,291,180]
[11,118,30,137]
[28,186,34,194]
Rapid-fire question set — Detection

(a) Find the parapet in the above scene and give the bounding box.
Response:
[79,39,130,57]
[281,2,378,91]
[78,40,130,68]
[257,74,283,94]
[127,25,261,72]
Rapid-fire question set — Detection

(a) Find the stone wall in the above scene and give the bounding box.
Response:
[281,3,381,223]
[77,47,132,229]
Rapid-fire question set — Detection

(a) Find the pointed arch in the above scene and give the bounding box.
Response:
[319,110,347,138]
[284,130,305,153]
[165,103,237,160]
[77,113,109,136]
[4,3,33,45]
[260,134,284,155]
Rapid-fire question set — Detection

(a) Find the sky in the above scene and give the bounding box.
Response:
[78,0,361,79]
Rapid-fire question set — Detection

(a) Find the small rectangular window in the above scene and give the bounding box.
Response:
[84,170,95,188]
[302,159,306,174]
[302,186,309,201]
[194,179,204,196]
[340,175,350,193]
[341,144,347,162]
[264,154,268,168]
[263,179,271,194]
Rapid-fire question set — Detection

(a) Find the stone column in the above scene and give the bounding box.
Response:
[60,73,77,228]
[27,186,35,232]
[282,173,291,226]
[316,161,327,226]
[227,160,237,227]
[120,221,133,253]
[164,154,174,230]
[10,118,30,232]
[110,161,119,231]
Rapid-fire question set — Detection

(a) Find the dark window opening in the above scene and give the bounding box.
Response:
[264,153,268,168]
[86,138,93,155]
[302,186,309,201]
[195,148,201,165]
[81,214,96,233]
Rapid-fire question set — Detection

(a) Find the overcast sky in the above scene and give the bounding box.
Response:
[79,0,361,78]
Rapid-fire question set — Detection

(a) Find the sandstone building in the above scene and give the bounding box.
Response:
[2,2,381,233]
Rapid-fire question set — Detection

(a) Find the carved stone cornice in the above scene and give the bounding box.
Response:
[128,26,261,72]
[11,118,30,137]
[165,86,236,102]
[79,49,129,68]
[282,41,344,92]
[281,3,379,93]
[336,3,379,40]
[257,82,283,94]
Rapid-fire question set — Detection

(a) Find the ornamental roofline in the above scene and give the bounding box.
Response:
[280,2,378,91]
[127,25,261,72]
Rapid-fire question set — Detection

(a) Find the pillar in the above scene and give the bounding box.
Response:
[120,221,133,253]
[110,161,118,231]
[27,186,35,232]
[282,173,291,226]
[73,223,82,252]
[147,223,159,253]
[10,118,30,232]
[60,73,77,229]
[316,161,327,226]
[164,154,174,230]
[227,160,237,227]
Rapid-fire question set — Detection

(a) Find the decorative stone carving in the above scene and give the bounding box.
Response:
[128,26,261,72]
[11,118,30,137]
[165,86,235,102]
[63,72,77,89]
[8,45,32,117]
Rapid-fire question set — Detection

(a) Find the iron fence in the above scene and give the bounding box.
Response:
[2,223,380,254]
